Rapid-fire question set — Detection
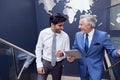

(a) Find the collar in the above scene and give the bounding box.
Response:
[88,29,94,38]
[84,29,94,38]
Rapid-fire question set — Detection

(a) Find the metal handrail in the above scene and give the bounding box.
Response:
[104,50,115,80]
[0,38,36,58]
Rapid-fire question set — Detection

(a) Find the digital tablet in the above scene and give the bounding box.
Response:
[65,49,82,59]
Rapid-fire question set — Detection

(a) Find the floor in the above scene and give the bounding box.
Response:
[47,75,109,80]
[47,75,80,80]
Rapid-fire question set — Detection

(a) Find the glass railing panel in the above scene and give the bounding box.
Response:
[0,38,36,80]
[109,37,120,80]
[13,49,34,80]
[107,2,120,80]
[0,43,17,80]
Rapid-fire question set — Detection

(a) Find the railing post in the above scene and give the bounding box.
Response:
[11,48,18,80]
[104,51,116,80]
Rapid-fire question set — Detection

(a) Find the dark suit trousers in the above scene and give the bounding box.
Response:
[37,59,63,80]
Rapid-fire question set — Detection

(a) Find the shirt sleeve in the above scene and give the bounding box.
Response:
[103,33,117,58]
[35,31,44,68]
[63,34,70,58]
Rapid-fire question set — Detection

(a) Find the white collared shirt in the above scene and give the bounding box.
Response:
[35,28,70,68]
[84,29,94,47]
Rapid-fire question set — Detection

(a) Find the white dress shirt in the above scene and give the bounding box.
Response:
[35,28,70,68]
[84,29,95,47]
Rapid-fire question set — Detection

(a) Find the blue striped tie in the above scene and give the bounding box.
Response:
[85,34,89,53]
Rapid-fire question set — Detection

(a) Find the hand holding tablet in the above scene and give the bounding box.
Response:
[65,49,82,59]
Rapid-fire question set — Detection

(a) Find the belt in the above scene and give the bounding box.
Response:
[42,59,63,64]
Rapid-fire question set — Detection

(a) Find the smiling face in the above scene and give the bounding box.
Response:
[51,22,64,33]
[78,18,93,34]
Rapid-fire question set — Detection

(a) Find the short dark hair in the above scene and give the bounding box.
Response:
[49,13,66,26]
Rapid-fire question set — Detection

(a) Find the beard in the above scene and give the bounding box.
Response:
[55,29,61,33]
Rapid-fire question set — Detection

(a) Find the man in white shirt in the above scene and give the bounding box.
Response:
[35,13,70,80]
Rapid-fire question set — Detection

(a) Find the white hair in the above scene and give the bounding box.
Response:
[80,14,97,27]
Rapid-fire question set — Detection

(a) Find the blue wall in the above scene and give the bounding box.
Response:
[0,0,37,79]
[0,0,37,53]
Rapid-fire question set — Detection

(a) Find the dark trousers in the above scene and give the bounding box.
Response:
[37,59,63,80]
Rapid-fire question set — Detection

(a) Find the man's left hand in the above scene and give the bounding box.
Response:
[117,49,120,57]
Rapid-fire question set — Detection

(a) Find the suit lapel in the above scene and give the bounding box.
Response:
[87,30,98,53]
[77,32,86,54]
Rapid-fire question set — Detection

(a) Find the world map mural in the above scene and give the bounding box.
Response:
[38,0,94,24]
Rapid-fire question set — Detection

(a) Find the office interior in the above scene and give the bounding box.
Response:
[0,0,120,80]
